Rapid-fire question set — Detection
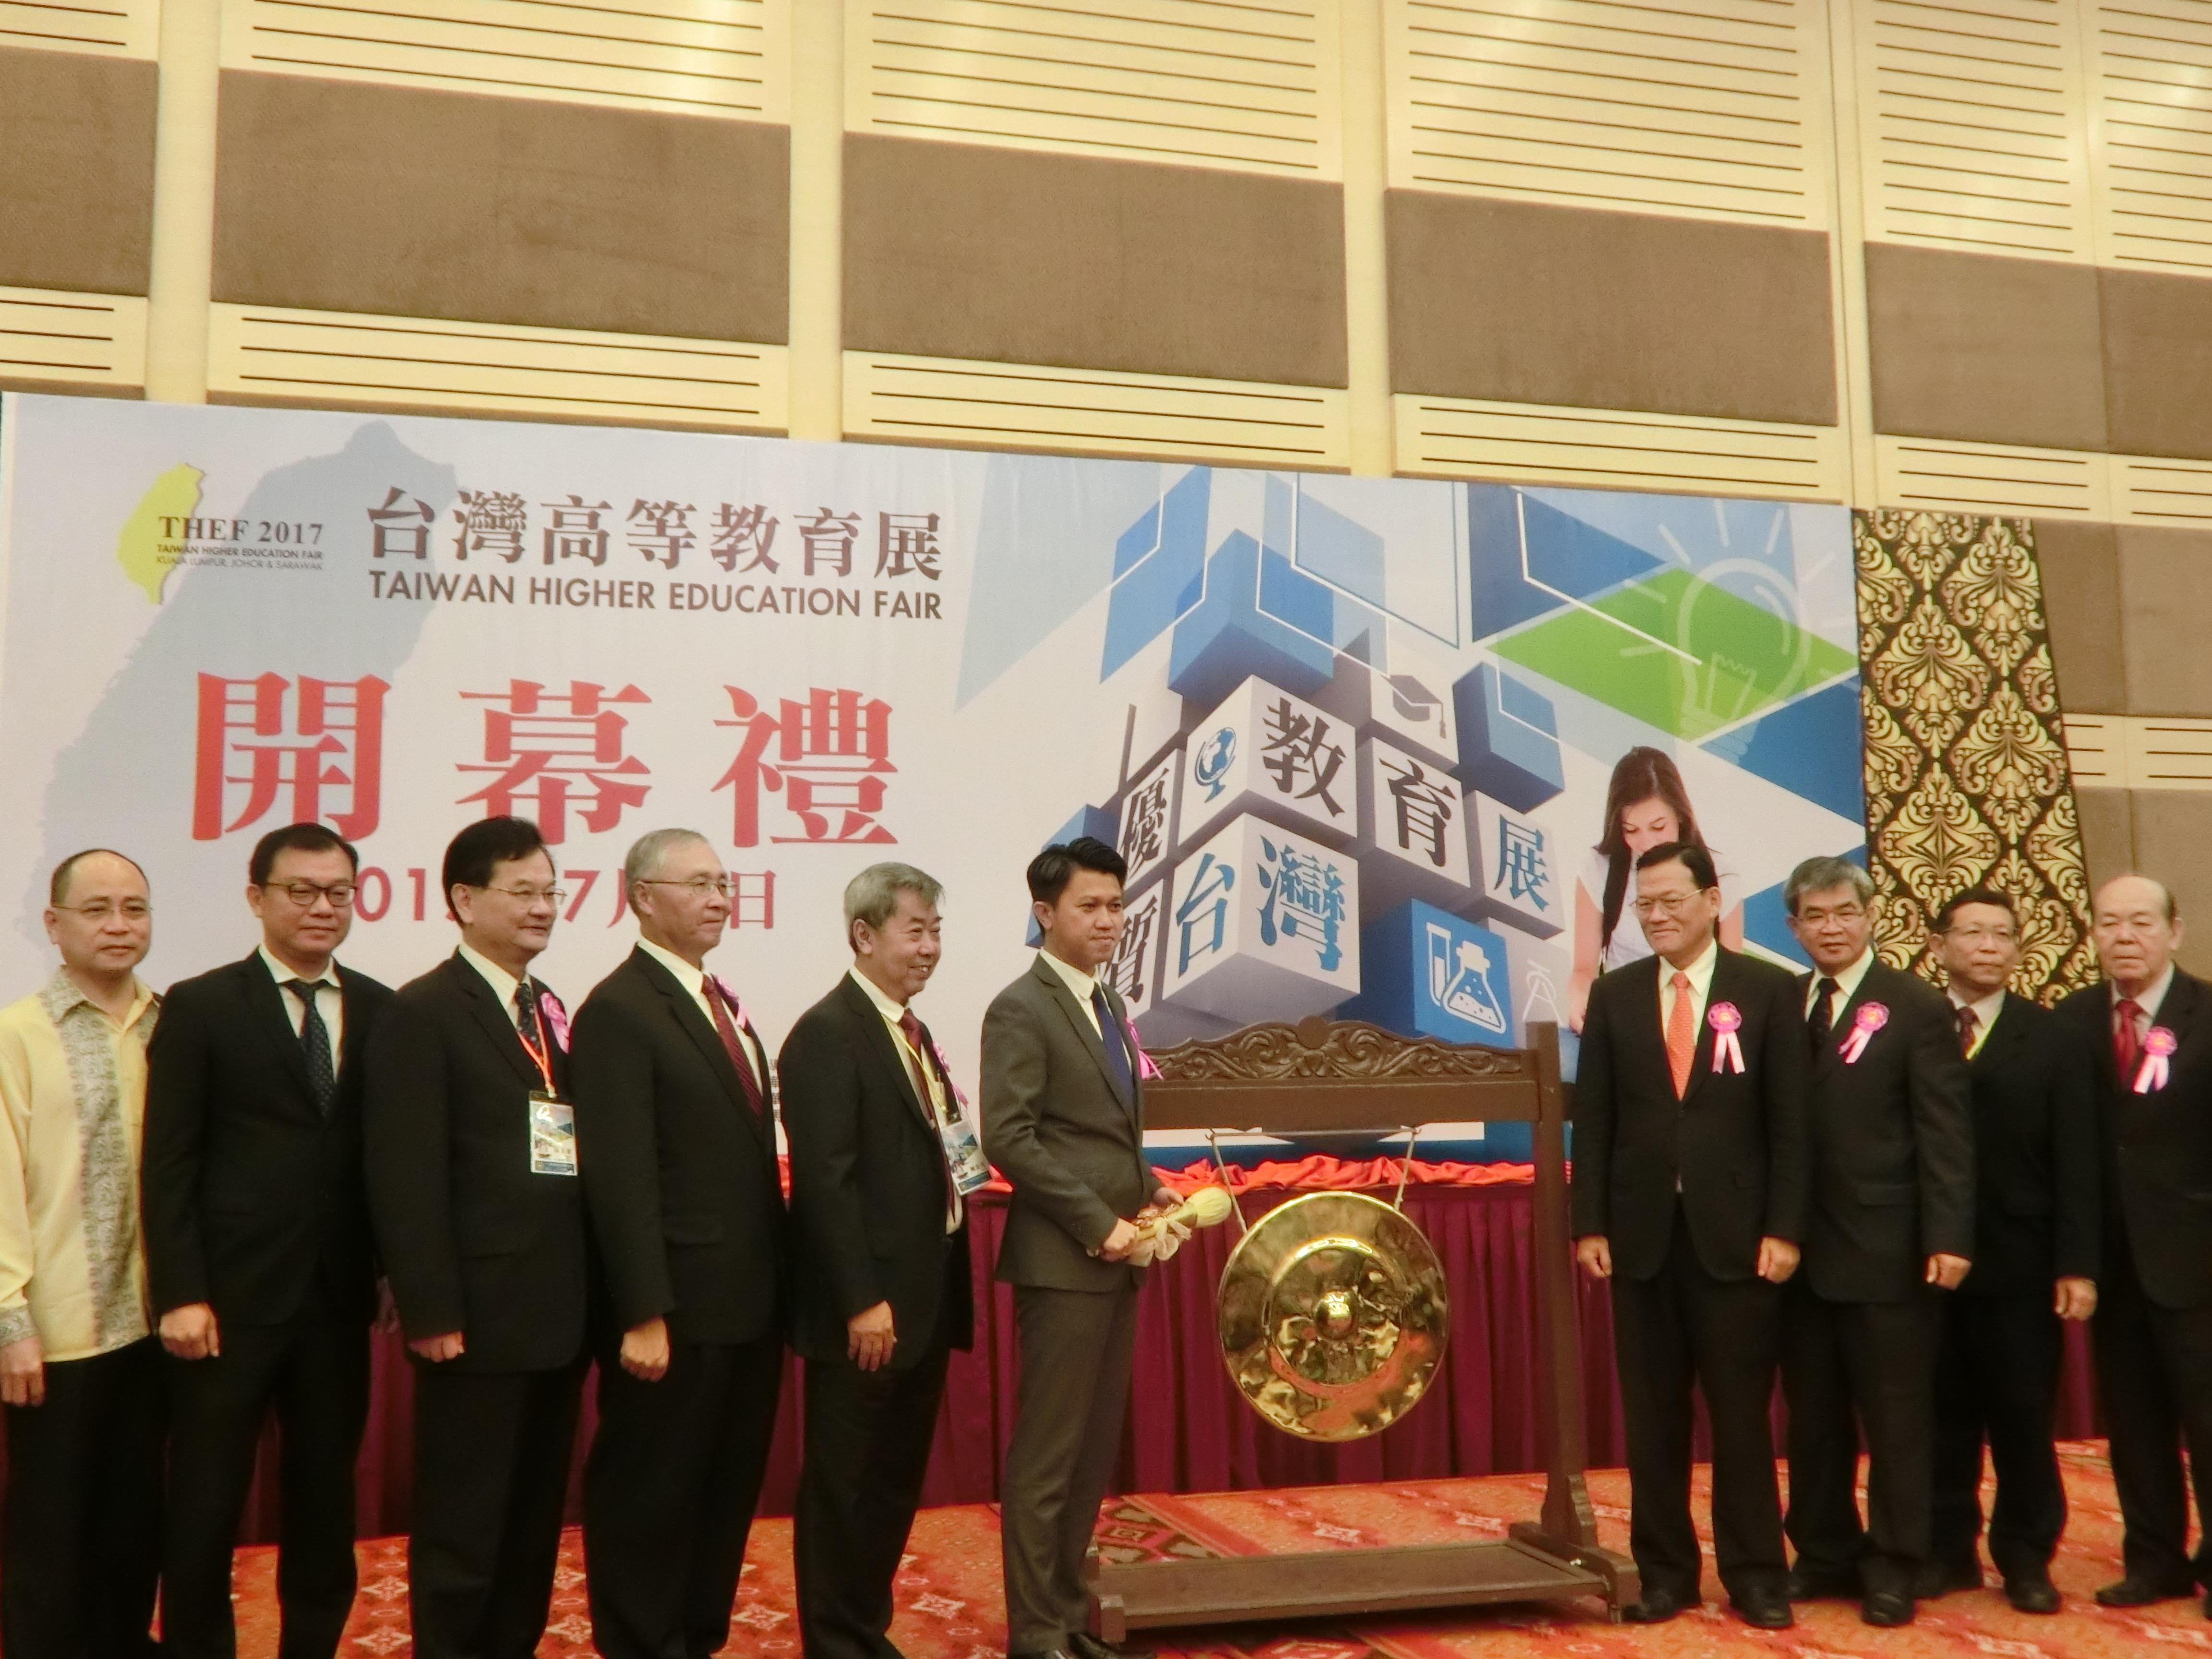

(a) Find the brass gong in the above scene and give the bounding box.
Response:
[1217,1191,1448,1442]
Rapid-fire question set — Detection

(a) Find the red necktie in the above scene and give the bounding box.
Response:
[1665,972,1695,1098]
[2116,997,2144,1088]
[1955,1004,1978,1058]
[708,983,767,1121]
[896,1010,959,1214]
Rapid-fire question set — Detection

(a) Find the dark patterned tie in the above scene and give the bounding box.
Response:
[514,979,543,1053]
[708,983,768,1122]
[1956,1003,1978,1058]
[284,981,337,1116]
[1092,985,1134,1098]
[1807,976,1840,1054]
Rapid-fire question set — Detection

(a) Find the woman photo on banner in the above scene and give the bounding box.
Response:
[1568,746,1743,1031]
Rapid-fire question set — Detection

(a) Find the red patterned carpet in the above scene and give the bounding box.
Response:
[227,1443,2203,1657]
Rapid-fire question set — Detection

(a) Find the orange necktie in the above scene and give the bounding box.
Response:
[1667,971,1696,1098]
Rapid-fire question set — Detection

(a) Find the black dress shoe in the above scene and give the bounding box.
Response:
[1621,1588,1690,1623]
[2005,1574,2061,1614]
[1914,1556,1983,1598]
[1786,1567,1859,1601]
[1071,1636,1153,1659]
[1730,1592,1793,1629]
[2096,1574,2198,1607]
[1861,1589,1915,1627]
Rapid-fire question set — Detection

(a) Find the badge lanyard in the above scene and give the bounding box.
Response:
[514,1000,558,1097]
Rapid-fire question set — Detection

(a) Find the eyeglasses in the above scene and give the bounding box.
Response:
[53,901,151,921]
[1797,904,1867,924]
[1942,925,2016,944]
[264,881,356,908]
[1630,891,1708,917]
[478,885,566,906]
[637,878,734,898]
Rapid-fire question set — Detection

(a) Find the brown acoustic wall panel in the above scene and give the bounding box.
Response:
[1865,244,2107,453]
[2032,518,2124,714]
[213,72,788,343]
[842,135,1347,389]
[0,47,157,296]
[1384,193,1837,426]
[2102,270,2212,463]
[2116,525,2212,718]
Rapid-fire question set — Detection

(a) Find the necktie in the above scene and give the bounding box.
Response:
[1808,976,1840,1053]
[514,980,553,1091]
[1955,1003,1979,1058]
[2116,997,2144,1087]
[896,1010,959,1214]
[708,982,768,1122]
[284,981,337,1116]
[1092,985,1134,1099]
[1666,971,1695,1098]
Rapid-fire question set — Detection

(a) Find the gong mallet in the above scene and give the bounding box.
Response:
[1129,1184,1237,1265]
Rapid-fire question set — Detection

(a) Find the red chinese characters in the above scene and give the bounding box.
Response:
[458,679,652,844]
[192,673,390,841]
[714,687,896,847]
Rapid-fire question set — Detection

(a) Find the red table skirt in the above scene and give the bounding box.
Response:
[207,1173,2093,1542]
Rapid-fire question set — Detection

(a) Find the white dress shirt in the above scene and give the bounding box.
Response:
[458,942,527,1026]
[259,945,343,1058]
[637,937,763,1090]
[2116,964,2176,1040]
[1656,938,1720,1032]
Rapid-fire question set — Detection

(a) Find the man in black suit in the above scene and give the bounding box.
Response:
[364,816,588,1659]
[1923,888,2098,1613]
[1572,841,1809,1630]
[983,838,1175,1659]
[783,862,976,1659]
[571,827,787,1659]
[2056,874,2212,1613]
[143,821,395,1659]
[1779,854,1974,1627]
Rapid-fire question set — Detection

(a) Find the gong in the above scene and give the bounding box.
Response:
[1217,1190,1448,1442]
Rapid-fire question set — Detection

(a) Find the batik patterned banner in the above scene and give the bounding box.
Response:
[1854,510,2097,1003]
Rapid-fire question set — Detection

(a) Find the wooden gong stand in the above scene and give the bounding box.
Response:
[1084,1016,1637,1638]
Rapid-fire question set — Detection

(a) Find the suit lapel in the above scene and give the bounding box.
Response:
[451,955,543,1089]
[1032,954,1133,1110]
[840,975,940,1141]
[240,953,318,1106]
[1971,993,2025,1073]
[636,951,768,1143]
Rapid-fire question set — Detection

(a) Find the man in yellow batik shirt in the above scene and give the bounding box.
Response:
[0,849,165,1659]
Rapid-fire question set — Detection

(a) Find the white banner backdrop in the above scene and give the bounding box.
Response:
[0,395,1865,1144]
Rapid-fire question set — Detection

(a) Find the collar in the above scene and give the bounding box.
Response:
[258,944,339,992]
[846,964,912,1024]
[1946,983,2006,1029]
[1657,938,1720,998]
[1814,949,1875,1005]
[1037,947,1099,1004]
[39,967,157,1029]
[457,943,527,1011]
[637,936,709,999]
[2116,964,2176,1024]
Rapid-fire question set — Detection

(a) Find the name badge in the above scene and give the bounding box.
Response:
[529,1091,577,1177]
[939,1114,991,1197]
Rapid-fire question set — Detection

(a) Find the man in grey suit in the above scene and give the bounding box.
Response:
[983,837,1176,1659]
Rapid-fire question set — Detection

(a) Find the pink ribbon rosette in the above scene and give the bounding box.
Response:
[1124,1016,1163,1082]
[537,989,570,1054]
[1708,1001,1745,1073]
[2135,1025,2179,1094]
[926,1036,973,1111]
[1838,1000,1887,1065]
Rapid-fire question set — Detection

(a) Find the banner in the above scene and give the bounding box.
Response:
[0,395,1864,1147]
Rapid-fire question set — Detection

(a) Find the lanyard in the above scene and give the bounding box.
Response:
[514,996,557,1096]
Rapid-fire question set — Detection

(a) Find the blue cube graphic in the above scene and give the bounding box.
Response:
[1339,900,1516,1047]
[1166,531,1336,707]
[1102,468,1212,679]
[1452,663,1565,812]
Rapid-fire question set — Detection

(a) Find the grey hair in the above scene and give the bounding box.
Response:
[1784,855,1875,914]
[843,862,943,939]
[2098,871,2179,924]
[623,828,713,891]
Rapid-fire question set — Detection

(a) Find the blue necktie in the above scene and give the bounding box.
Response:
[1092,985,1134,1098]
